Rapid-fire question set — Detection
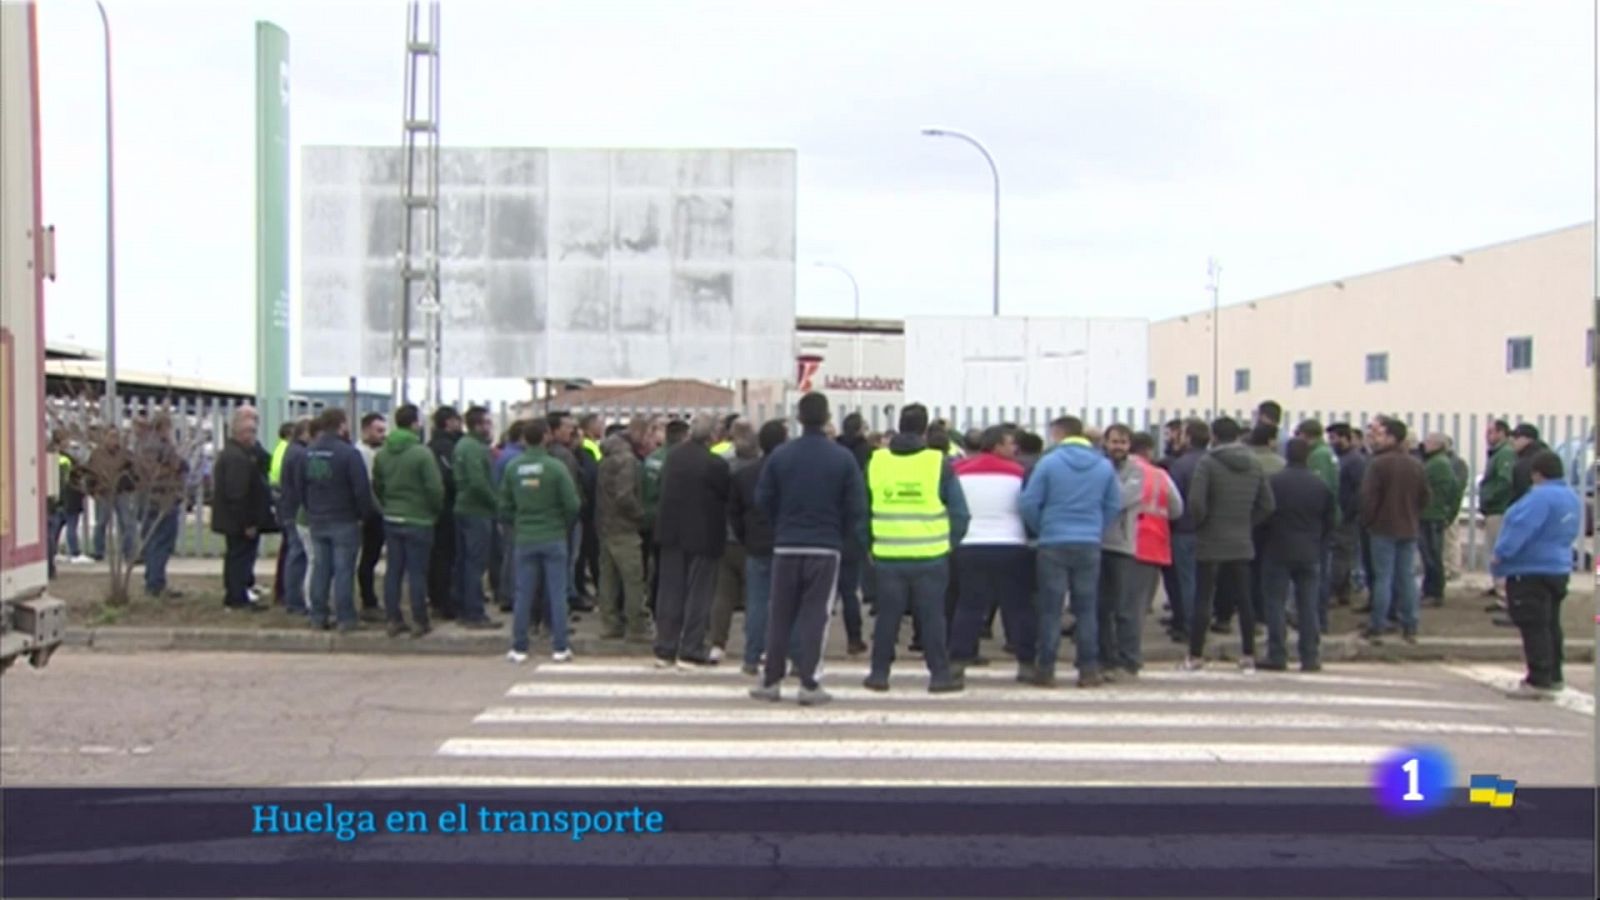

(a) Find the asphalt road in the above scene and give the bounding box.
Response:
[1,650,1592,788]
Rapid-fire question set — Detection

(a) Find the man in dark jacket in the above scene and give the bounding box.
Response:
[211,410,272,612]
[731,419,786,676]
[451,406,501,629]
[653,413,732,667]
[1508,424,1549,507]
[596,422,650,641]
[1328,423,1368,606]
[1478,419,1517,600]
[1261,439,1336,671]
[1183,417,1275,671]
[833,412,875,653]
[427,406,463,620]
[752,393,870,704]
[275,418,312,615]
[710,421,758,661]
[1419,433,1464,607]
[1359,416,1430,644]
[642,418,687,614]
[373,404,445,637]
[1160,419,1208,642]
[295,408,375,632]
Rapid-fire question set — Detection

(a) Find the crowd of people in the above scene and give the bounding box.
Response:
[46,394,1580,702]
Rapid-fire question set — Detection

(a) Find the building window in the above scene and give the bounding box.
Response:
[1185,374,1199,397]
[1234,368,1250,393]
[1147,379,1156,400]
[1587,329,1595,367]
[1506,337,1533,372]
[1293,361,1312,388]
[1365,352,1389,384]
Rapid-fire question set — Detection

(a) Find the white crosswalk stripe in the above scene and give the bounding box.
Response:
[383,659,1585,787]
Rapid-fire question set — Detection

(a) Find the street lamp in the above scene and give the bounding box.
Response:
[921,127,999,317]
[94,1,117,427]
[814,261,862,411]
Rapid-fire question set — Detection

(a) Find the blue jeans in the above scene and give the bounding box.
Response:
[1035,543,1102,676]
[743,554,774,668]
[514,540,570,654]
[52,510,82,557]
[454,515,494,623]
[93,495,134,561]
[1369,535,1419,632]
[141,508,180,595]
[870,560,955,683]
[384,523,434,626]
[309,520,361,627]
[1166,533,1197,636]
[282,523,310,613]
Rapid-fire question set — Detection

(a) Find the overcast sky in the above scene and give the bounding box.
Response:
[36,0,1596,397]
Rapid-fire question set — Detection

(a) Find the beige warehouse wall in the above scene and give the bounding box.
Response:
[1149,223,1593,420]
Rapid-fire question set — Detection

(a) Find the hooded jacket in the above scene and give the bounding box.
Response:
[1019,438,1121,546]
[1188,442,1276,562]
[1491,481,1582,578]
[373,429,446,528]
[497,445,581,545]
[596,434,645,539]
[451,433,497,519]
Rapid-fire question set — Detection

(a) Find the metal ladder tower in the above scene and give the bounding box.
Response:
[392,0,442,411]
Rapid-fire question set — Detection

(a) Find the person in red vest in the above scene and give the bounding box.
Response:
[1099,426,1185,678]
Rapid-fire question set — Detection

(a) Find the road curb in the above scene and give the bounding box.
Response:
[63,626,1591,664]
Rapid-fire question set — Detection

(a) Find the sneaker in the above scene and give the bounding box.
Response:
[1077,670,1105,688]
[1099,668,1120,683]
[551,649,574,663]
[70,555,93,565]
[1029,670,1059,688]
[677,655,718,669]
[1359,626,1384,646]
[1176,656,1206,671]
[862,675,890,692]
[928,678,965,694]
[748,683,781,702]
[1238,658,1256,674]
[1505,682,1555,701]
[1015,663,1039,684]
[245,587,262,603]
[741,663,760,677]
[1401,630,1418,645]
[386,621,409,638]
[506,650,529,664]
[847,640,868,657]
[708,646,725,663]
[798,686,833,706]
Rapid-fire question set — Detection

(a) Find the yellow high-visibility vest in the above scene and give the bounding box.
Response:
[582,437,601,462]
[867,447,949,560]
[269,439,290,486]
[710,440,732,457]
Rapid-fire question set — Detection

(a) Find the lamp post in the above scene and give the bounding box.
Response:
[93,1,117,428]
[814,261,861,411]
[921,128,999,317]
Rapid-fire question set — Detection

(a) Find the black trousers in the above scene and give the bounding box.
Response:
[428,510,458,617]
[223,533,261,606]
[578,510,600,595]
[1190,559,1255,659]
[357,512,385,609]
[644,537,661,614]
[763,550,841,691]
[653,547,719,661]
[1507,574,1568,688]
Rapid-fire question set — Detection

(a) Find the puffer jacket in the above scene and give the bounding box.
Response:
[1189,443,1276,562]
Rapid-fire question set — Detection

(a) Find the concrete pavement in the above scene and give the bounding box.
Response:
[1,651,1591,788]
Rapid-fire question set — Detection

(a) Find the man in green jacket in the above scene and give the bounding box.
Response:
[642,418,689,613]
[500,419,582,663]
[373,404,446,637]
[597,422,651,641]
[1478,419,1517,599]
[1419,433,1463,608]
[450,406,500,629]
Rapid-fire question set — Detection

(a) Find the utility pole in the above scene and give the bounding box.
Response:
[1207,257,1221,418]
[1591,0,1599,587]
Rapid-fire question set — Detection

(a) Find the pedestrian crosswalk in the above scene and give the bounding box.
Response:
[351,659,1592,787]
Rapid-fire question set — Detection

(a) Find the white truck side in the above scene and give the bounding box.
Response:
[1,0,66,673]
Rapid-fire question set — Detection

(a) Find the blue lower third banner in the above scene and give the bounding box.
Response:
[0,787,1593,898]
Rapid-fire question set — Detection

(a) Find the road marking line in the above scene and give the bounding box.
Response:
[437,737,1390,765]
[1444,665,1595,717]
[469,705,1573,737]
[503,682,1496,710]
[527,663,1421,689]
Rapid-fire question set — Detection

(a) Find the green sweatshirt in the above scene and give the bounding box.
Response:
[1307,440,1341,526]
[1422,451,1463,523]
[372,429,445,527]
[452,433,497,518]
[497,446,581,545]
[640,445,669,532]
[1478,441,1517,515]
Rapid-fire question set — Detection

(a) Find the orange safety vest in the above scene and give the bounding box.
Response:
[1133,457,1173,567]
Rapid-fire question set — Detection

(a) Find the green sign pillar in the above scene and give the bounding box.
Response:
[255,22,290,443]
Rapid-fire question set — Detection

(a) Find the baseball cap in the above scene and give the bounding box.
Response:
[1510,423,1540,440]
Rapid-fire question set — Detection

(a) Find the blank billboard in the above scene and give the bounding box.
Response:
[300,146,796,380]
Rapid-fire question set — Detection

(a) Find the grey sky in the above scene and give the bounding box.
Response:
[36,0,1595,396]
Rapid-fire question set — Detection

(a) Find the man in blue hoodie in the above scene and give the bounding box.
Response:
[1493,450,1582,699]
[1020,415,1122,688]
[854,403,968,694]
[296,408,375,632]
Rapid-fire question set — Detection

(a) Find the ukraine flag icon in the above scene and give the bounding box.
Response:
[1469,775,1516,807]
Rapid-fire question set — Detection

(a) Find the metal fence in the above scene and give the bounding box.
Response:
[46,394,1594,572]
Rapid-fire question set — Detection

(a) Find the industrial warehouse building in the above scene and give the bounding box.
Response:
[1148,222,1593,422]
